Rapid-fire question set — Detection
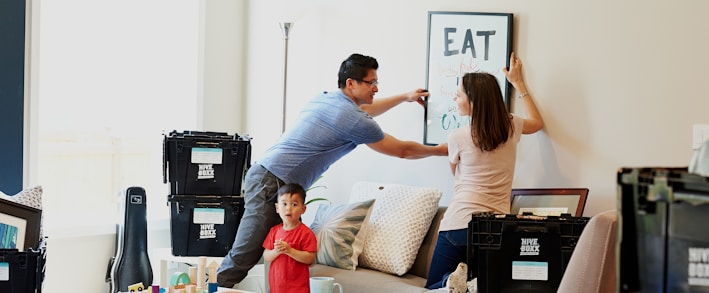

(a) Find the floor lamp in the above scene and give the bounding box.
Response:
[280,22,292,133]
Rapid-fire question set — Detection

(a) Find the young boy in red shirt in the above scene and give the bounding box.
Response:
[262,183,317,293]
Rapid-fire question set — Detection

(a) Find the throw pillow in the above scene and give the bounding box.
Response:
[350,182,442,276]
[0,185,43,209]
[310,199,375,270]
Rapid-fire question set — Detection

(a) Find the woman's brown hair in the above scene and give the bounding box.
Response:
[461,72,513,152]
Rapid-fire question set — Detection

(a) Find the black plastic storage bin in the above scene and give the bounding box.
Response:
[168,195,245,257]
[618,167,709,293]
[0,249,44,293]
[163,130,251,196]
[468,213,589,293]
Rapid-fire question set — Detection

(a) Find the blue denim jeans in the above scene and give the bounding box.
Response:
[425,229,469,289]
[217,163,285,287]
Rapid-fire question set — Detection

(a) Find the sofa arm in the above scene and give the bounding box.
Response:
[557,209,617,293]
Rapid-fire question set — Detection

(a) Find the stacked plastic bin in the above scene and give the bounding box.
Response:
[468,213,590,293]
[163,130,251,257]
[0,249,44,292]
[618,167,709,293]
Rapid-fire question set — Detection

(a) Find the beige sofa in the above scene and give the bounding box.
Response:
[309,207,619,293]
[309,206,446,293]
[557,210,617,293]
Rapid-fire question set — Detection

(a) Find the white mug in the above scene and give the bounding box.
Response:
[309,276,343,293]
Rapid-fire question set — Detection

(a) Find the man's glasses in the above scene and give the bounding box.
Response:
[353,78,379,88]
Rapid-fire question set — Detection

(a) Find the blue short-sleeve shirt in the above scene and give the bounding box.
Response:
[258,90,384,188]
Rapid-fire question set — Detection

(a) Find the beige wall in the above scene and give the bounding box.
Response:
[236,0,709,218]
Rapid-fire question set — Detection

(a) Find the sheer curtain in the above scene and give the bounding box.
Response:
[36,0,201,235]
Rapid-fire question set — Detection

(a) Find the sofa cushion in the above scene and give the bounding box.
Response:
[350,182,442,276]
[310,264,429,293]
[310,199,375,270]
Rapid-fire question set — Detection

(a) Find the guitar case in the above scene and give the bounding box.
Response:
[106,186,153,292]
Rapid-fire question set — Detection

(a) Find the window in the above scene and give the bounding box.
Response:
[36,0,201,234]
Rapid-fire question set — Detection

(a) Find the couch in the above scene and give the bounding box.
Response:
[309,206,619,293]
[307,182,617,293]
[309,206,445,293]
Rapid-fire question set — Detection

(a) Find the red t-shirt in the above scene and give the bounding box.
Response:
[263,223,318,293]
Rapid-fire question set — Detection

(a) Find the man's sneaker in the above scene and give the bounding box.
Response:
[445,262,468,293]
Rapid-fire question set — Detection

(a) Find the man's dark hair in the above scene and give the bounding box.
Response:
[337,53,378,89]
[277,183,307,202]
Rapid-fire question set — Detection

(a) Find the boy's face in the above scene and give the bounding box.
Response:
[275,192,307,224]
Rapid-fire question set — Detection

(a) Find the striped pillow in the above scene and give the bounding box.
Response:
[310,199,375,270]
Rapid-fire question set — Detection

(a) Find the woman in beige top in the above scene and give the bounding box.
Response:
[425,52,544,292]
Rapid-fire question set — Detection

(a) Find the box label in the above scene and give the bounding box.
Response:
[512,261,548,281]
[688,247,709,286]
[197,164,215,180]
[191,147,223,164]
[199,224,217,239]
[193,208,225,225]
[0,262,8,281]
[519,238,540,256]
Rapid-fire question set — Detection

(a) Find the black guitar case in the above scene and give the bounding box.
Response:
[107,186,153,292]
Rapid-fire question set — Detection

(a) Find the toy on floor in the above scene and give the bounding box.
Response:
[127,282,146,292]
[156,256,220,293]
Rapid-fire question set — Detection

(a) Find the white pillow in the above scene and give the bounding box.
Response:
[350,182,442,276]
[310,199,375,270]
[0,185,43,209]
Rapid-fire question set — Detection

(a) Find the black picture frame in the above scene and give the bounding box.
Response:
[0,197,42,251]
[424,11,513,145]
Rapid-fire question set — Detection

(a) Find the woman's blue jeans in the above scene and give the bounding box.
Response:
[425,228,469,289]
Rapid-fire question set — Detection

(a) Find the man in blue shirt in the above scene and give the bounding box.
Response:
[217,53,448,287]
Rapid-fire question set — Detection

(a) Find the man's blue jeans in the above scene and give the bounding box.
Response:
[217,163,284,288]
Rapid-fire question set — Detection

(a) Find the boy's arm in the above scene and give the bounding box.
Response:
[263,248,279,262]
[273,239,316,264]
[283,247,316,265]
[262,230,278,262]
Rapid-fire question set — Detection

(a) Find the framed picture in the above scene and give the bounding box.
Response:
[510,188,589,217]
[424,11,513,145]
[0,197,42,251]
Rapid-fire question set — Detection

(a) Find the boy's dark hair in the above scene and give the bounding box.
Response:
[277,183,307,202]
[337,53,379,89]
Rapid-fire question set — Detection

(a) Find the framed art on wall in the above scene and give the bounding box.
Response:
[510,188,589,217]
[0,197,41,251]
[424,11,513,145]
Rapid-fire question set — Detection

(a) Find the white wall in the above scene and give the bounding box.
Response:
[239,0,709,218]
[37,1,246,292]
[201,0,247,132]
[34,0,709,291]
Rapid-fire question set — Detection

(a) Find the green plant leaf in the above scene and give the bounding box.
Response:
[305,197,331,205]
[305,176,329,205]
